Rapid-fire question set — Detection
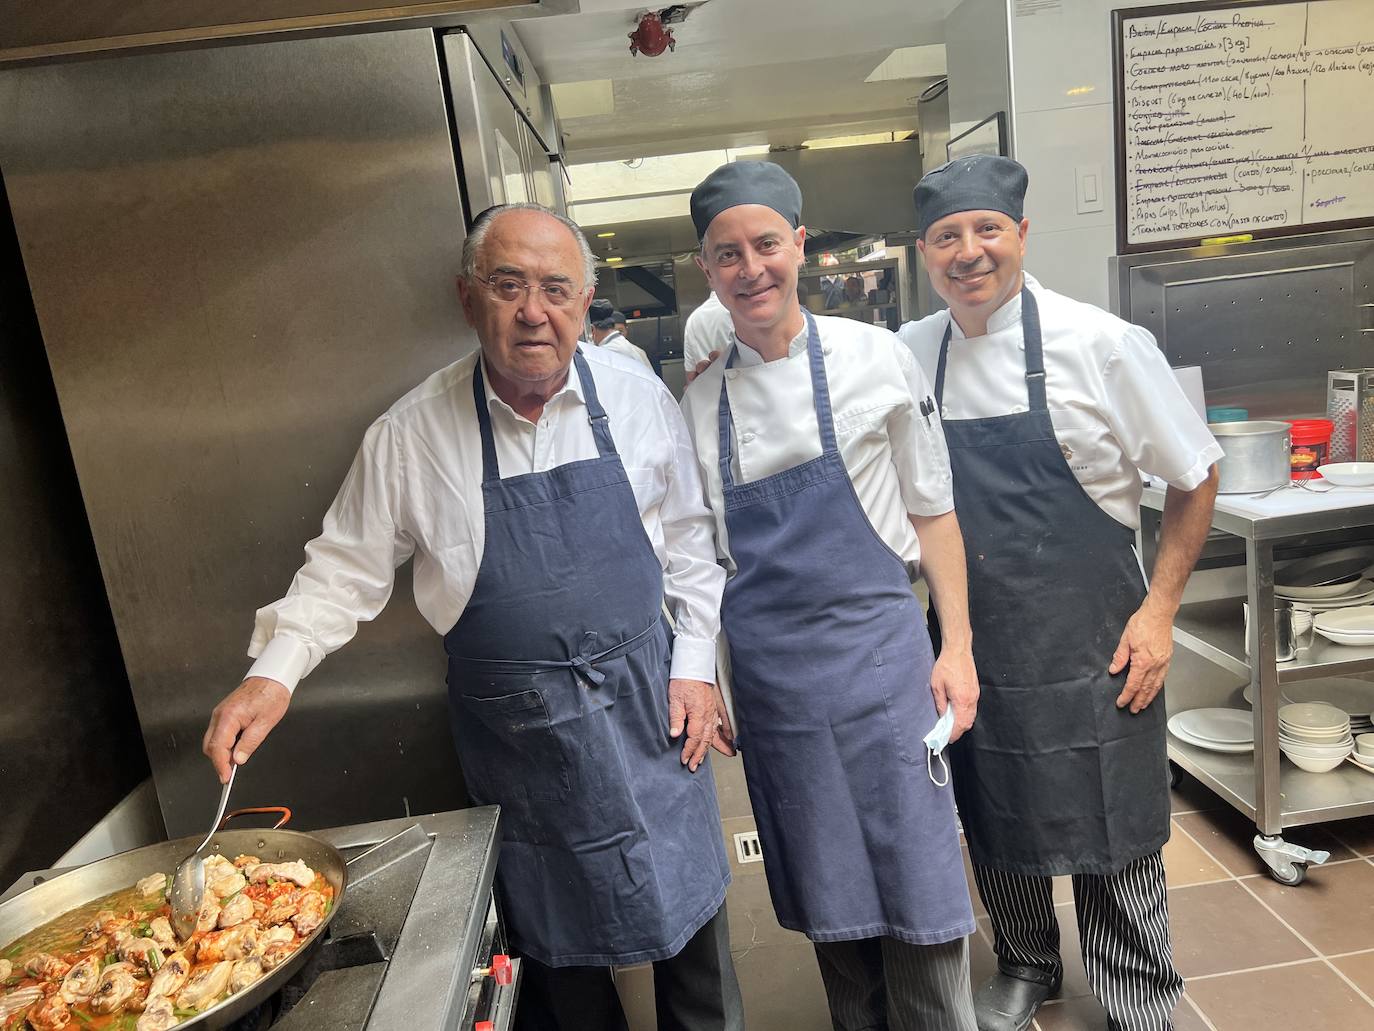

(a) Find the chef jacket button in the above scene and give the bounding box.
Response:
[941,406,951,418]
[741,432,756,444]
[726,369,739,381]
[822,344,833,355]
[1011,404,1027,414]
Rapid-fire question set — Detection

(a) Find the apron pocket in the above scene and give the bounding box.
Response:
[459,689,570,802]
[872,647,928,766]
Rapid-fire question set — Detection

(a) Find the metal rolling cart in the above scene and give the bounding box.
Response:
[1140,485,1374,884]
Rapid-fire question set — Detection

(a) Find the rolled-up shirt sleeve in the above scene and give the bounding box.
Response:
[246,415,418,693]
[1102,325,1223,491]
[655,389,725,684]
[890,345,954,516]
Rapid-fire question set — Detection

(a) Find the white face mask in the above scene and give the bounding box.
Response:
[923,706,956,787]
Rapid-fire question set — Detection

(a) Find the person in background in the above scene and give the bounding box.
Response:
[683,290,736,376]
[899,155,1220,1031]
[588,297,653,369]
[203,203,742,1031]
[682,160,980,1031]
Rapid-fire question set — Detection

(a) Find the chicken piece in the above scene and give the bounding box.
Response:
[0,958,10,980]
[247,860,315,888]
[137,873,167,898]
[231,855,260,870]
[227,956,264,995]
[260,942,294,972]
[59,954,102,1004]
[24,992,71,1031]
[260,924,294,949]
[194,921,260,964]
[23,953,71,980]
[90,962,139,1015]
[196,895,221,933]
[118,935,161,971]
[0,986,42,1022]
[137,995,178,1031]
[204,855,247,900]
[290,891,326,936]
[218,892,254,929]
[263,891,298,927]
[127,979,150,1013]
[174,960,232,1011]
[84,910,131,944]
[147,951,191,1000]
[148,917,177,953]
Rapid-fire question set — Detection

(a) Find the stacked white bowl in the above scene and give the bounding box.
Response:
[1279,702,1354,772]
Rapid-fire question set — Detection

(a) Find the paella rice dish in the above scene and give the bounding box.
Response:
[0,855,333,1030]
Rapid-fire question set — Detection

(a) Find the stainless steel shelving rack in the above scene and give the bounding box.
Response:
[1140,486,1374,884]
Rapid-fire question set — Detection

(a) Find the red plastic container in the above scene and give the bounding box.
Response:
[1287,418,1333,479]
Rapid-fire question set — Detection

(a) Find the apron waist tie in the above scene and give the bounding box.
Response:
[448,618,661,685]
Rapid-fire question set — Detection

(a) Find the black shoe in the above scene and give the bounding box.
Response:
[972,968,1060,1031]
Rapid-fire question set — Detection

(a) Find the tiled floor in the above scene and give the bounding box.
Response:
[614,774,1374,1029]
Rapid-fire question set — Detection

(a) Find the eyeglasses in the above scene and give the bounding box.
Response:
[476,273,585,308]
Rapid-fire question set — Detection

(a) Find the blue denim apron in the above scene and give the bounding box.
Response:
[445,349,730,967]
[932,287,1168,876]
[717,312,973,945]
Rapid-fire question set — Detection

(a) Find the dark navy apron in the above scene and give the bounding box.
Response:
[718,311,973,945]
[932,286,1169,877]
[446,349,730,967]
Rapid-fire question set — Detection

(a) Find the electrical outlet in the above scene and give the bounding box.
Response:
[732,830,764,864]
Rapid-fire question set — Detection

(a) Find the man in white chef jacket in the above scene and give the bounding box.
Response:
[202,203,742,1031]
[899,155,1221,1031]
[588,298,653,369]
[681,160,980,1031]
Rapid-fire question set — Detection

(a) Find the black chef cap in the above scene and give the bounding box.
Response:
[589,298,616,328]
[610,310,627,324]
[690,161,803,241]
[913,154,1028,238]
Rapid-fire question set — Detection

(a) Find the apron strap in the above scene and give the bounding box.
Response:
[449,617,660,685]
[471,348,616,485]
[934,284,1046,413]
[716,308,832,490]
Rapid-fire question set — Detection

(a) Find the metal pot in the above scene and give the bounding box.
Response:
[1211,420,1292,493]
[0,809,347,1030]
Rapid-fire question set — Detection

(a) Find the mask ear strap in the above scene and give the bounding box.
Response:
[928,747,950,788]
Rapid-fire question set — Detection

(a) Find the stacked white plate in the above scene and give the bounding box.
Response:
[1279,702,1353,771]
[1167,708,1254,753]
[1314,606,1374,646]
[1275,547,1374,601]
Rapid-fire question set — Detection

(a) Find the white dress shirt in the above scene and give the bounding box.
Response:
[597,330,653,369]
[247,344,725,692]
[897,272,1221,530]
[680,315,954,576]
[683,293,736,371]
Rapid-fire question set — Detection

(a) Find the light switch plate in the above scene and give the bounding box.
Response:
[1076,163,1105,214]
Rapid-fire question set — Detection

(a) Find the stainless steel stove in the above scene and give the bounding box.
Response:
[2,808,518,1031]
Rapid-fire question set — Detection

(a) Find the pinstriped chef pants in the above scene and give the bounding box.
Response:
[973,851,1184,1031]
[812,936,977,1031]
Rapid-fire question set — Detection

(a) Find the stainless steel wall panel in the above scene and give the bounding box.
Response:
[1109,230,1374,420]
[0,29,477,835]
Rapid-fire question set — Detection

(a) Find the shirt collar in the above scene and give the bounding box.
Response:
[947,271,1041,341]
[478,347,586,423]
[732,323,809,367]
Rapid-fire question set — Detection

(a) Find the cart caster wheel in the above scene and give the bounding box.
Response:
[1269,863,1306,886]
[1169,762,1185,790]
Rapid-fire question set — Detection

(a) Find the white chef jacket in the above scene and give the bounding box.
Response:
[683,293,736,371]
[680,315,954,576]
[247,344,725,693]
[897,273,1221,530]
[597,330,653,370]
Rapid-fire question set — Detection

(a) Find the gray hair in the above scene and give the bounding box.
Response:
[461,202,598,291]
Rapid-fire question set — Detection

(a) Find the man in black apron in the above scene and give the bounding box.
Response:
[204,204,742,1031]
[899,157,1220,1031]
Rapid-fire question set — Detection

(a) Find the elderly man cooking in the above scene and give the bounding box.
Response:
[681,161,979,1031]
[899,155,1220,1031]
[202,203,741,1031]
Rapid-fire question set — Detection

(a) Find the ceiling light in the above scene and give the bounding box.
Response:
[1066,86,1096,96]
[597,231,617,238]
[606,256,623,263]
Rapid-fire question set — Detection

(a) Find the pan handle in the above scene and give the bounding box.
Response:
[218,806,293,830]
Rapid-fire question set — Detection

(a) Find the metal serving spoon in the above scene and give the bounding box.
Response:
[169,763,237,941]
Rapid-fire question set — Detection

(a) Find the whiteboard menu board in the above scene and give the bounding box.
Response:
[1113,0,1374,252]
